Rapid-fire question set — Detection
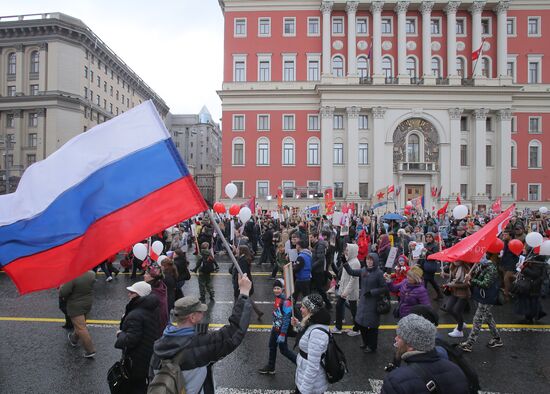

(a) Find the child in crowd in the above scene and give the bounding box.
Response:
[193,242,216,303]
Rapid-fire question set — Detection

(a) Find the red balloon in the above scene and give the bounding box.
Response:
[213,202,226,214]
[487,238,504,254]
[508,239,524,256]
[229,204,240,216]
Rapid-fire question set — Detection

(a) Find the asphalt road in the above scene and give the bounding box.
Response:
[1,253,549,394]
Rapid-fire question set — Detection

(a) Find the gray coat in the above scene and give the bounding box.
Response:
[344,254,387,328]
[59,270,95,317]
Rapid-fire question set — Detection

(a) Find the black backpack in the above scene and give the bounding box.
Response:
[312,327,348,383]
[436,338,480,394]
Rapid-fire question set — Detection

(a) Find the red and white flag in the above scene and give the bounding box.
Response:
[456,195,462,205]
[472,41,483,61]
[387,184,395,195]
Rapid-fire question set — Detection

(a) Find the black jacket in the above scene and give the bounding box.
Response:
[115,295,160,380]
[230,256,254,298]
[382,349,468,394]
[311,239,328,273]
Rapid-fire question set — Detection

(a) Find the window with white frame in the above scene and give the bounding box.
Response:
[382,56,393,78]
[308,58,320,81]
[283,138,295,165]
[456,18,466,35]
[332,56,344,77]
[28,132,37,147]
[511,116,517,133]
[333,114,344,129]
[308,138,320,165]
[357,57,369,78]
[529,116,541,134]
[528,184,541,201]
[257,137,270,165]
[233,56,246,82]
[258,114,270,131]
[358,143,368,165]
[406,18,416,35]
[359,115,368,129]
[233,114,245,131]
[7,86,15,96]
[510,183,516,200]
[460,184,468,198]
[257,181,269,198]
[460,144,468,166]
[6,114,14,128]
[507,17,516,36]
[528,17,540,36]
[232,138,245,165]
[359,182,369,198]
[481,57,491,78]
[382,17,392,35]
[406,57,417,78]
[431,57,442,78]
[457,57,466,78]
[308,17,320,36]
[407,133,421,162]
[334,182,344,198]
[283,57,296,81]
[511,141,517,168]
[431,18,441,35]
[28,112,38,127]
[357,17,368,35]
[308,115,320,131]
[30,84,39,96]
[234,18,247,37]
[258,18,271,37]
[7,52,16,75]
[506,58,516,82]
[283,181,295,198]
[528,140,542,168]
[332,17,344,35]
[283,114,295,131]
[308,181,320,194]
[30,51,39,73]
[283,17,296,36]
[333,142,344,164]
[481,17,491,36]
[258,55,271,81]
[528,56,542,84]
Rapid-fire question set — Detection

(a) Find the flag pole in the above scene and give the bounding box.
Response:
[207,209,244,276]
[472,38,485,76]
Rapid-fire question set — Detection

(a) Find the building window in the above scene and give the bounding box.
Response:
[308,59,320,81]
[233,115,245,131]
[333,143,344,164]
[406,18,416,34]
[233,58,246,82]
[333,115,344,129]
[358,143,368,165]
[97,76,101,88]
[529,117,541,134]
[457,57,466,78]
[30,51,39,73]
[511,116,517,133]
[528,140,542,168]
[257,181,269,198]
[359,183,369,198]
[528,184,541,201]
[96,95,100,106]
[460,144,468,166]
[6,114,15,128]
[528,17,540,36]
[382,56,393,78]
[308,139,320,165]
[510,183,516,200]
[283,58,296,81]
[283,181,295,198]
[460,184,468,198]
[486,117,493,132]
[381,17,392,35]
[481,57,491,78]
[26,154,36,167]
[258,114,270,131]
[407,134,420,162]
[308,115,320,131]
[257,138,270,165]
[511,142,517,168]
[406,57,417,78]
[431,57,442,78]
[258,18,271,36]
[232,138,244,165]
[283,138,295,165]
[359,115,368,129]
[456,18,466,35]
[481,17,491,36]
[4,154,13,169]
[507,60,515,81]
[90,70,94,83]
[30,84,39,96]
[460,116,469,131]
[28,113,38,127]
[357,57,369,78]
[104,81,107,92]
[259,58,271,81]
[308,17,320,36]
[234,18,247,37]
[332,56,344,77]
[528,60,541,84]
[506,18,516,35]
[283,17,296,36]
[7,86,16,96]
[357,17,368,35]
[7,53,16,75]
[486,145,493,167]
[283,114,295,131]
[332,17,344,35]
[334,182,344,198]
[486,184,492,200]
[430,18,441,35]
[308,181,320,194]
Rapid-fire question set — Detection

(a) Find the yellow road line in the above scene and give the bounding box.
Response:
[1,317,549,330]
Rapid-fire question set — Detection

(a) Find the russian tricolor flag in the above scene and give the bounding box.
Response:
[0,101,207,294]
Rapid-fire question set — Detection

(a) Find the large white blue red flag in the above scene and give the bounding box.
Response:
[0,101,207,294]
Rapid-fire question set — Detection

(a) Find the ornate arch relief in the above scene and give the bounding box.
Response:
[392,118,439,170]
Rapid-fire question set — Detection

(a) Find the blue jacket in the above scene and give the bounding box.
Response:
[294,249,312,281]
[382,349,468,394]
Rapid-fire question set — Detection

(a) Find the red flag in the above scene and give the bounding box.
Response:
[437,201,449,217]
[431,186,437,197]
[456,195,462,205]
[492,197,502,214]
[387,184,395,194]
[240,196,255,212]
[472,42,483,61]
[428,204,515,263]
[277,188,283,208]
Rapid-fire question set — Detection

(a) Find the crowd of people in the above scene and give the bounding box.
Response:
[56,206,550,393]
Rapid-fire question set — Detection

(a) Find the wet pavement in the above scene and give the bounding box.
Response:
[0,252,549,394]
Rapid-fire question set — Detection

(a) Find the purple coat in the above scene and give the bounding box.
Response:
[388,280,430,318]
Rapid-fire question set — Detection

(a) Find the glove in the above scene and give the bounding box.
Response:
[276,335,286,344]
[364,290,372,297]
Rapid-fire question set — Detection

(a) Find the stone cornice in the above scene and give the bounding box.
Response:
[394,1,410,15]
[448,107,464,119]
[444,1,461,15]
[370,1,385,14]
[469,1,486,14]
[345,1,359,14]
[420,1,435,15]
[321,1,334,14]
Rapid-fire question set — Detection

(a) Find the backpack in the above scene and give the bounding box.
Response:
[312,327,348,383]
[201,256,216,274]
[435,338,481,394]
[147,350,186,394]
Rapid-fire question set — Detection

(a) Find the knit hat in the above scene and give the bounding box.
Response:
[302,294,324,314]
[273,278,285,289]
[398,255,409,265]
[396,314,436,351]
[126,281,152,297]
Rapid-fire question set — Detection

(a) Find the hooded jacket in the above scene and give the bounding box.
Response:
[338,243,361,301]
[389,280,431,318]
[294,249,312,281]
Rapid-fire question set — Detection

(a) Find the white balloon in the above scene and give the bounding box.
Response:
[525,231,543,248]
[238,206,252,223]
[132,243,148,261]
[225,183,238,199]
[453,205,468,220]
[539,240,550,256]
[157,255,168,264]
[152,240,164,255]
[539,206,548,214]
[406,201,413,207]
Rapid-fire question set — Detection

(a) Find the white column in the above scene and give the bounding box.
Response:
[496,109,512,198]
[346,1,359,76]
[470,1,485,78]
[472,108,489,200]
[321,106,335,190]
[395,1,410,83]
[495,1,510,79]
[371,1,384,83]
[321,1,334,76]
[39,42,48,91]
[346,106,360,197]
[445,1,461,84]
[448,108,463,198]
[372,107,387,192]
[420,1,435,84]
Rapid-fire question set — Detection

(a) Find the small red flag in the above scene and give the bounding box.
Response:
[456,195,462,205]
[437,201,449,217]
[472,42,483,61]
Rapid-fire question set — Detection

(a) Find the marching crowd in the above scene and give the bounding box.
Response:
[57,208,550,394]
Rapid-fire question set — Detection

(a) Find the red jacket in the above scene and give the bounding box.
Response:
[357,230,370,262]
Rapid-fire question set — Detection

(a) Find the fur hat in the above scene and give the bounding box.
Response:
[302,294,324,314]
[396,314,436,352]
